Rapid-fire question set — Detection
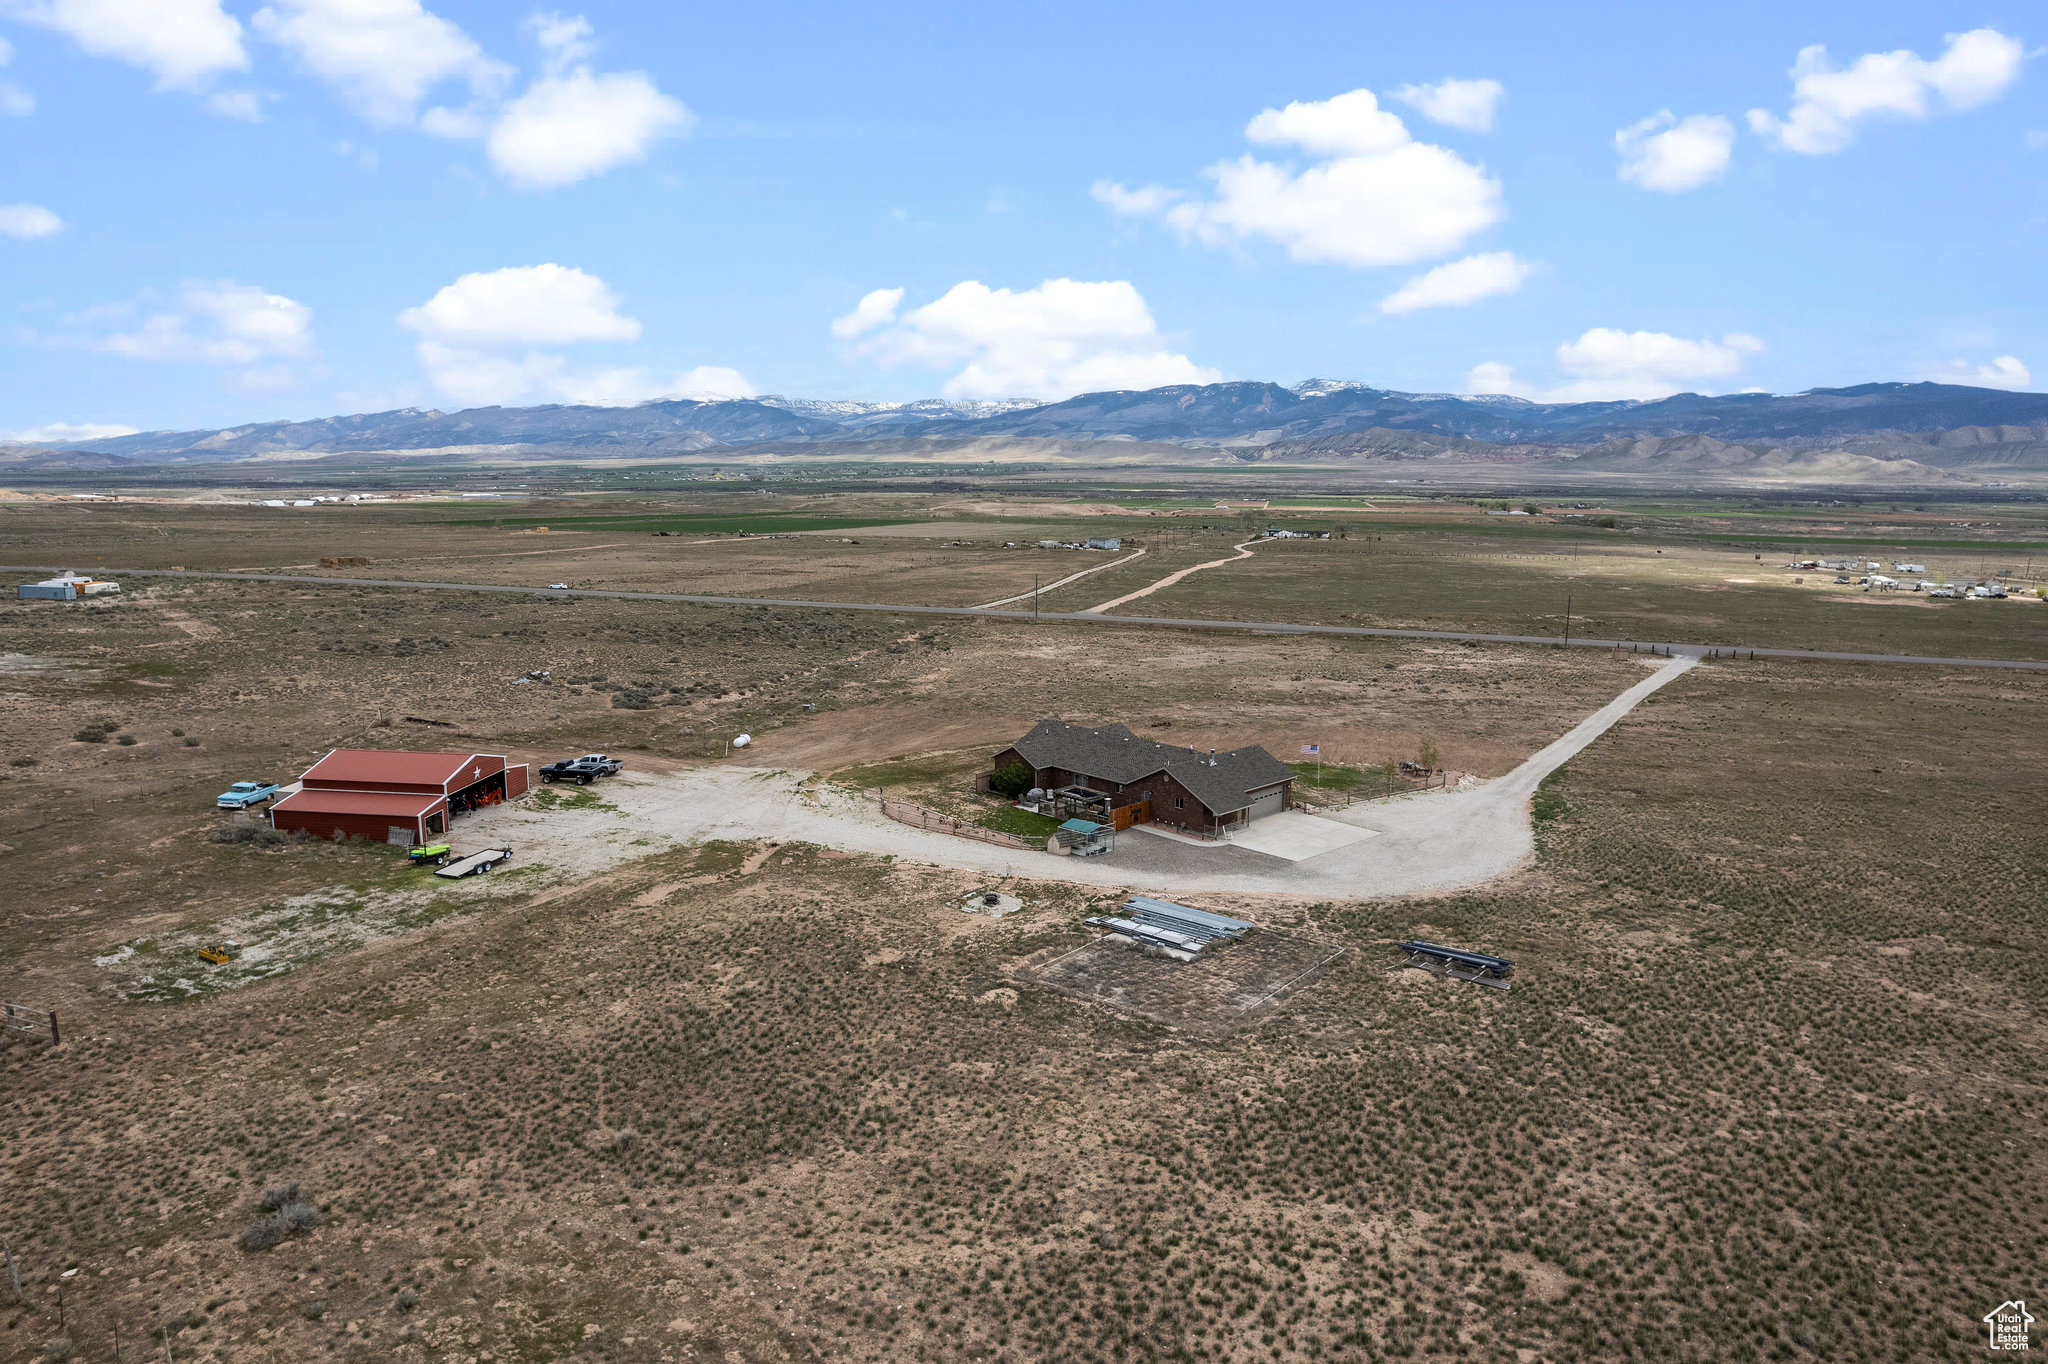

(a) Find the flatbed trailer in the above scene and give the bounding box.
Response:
[435,847,513,878]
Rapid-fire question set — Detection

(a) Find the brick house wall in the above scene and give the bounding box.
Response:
[1146,768,1223,833]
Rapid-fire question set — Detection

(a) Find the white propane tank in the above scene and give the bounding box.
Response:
[732,734,752,748]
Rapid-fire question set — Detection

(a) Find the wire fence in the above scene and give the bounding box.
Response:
[2,1002,58,1045]
[1298,770,1451,812]
[877,795,1040,850]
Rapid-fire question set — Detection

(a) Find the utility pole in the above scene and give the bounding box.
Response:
[1034,574,1040,623]
[1563,593,1572,649]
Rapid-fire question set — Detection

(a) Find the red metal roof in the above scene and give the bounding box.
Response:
[298,749,496,790]
[272,789,447,817]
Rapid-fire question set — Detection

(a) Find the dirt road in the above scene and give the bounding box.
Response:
[974,548,1146,609]
[466,653,1699,900]
[1083,539,1256,613]
[23,566,2042,670]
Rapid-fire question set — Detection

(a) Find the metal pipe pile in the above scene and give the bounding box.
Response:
[1121,896,1255,943]
[1085,916,1206,955]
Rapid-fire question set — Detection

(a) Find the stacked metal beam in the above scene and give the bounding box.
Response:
[1084,916,1205,957]
[1121,896,1254,943]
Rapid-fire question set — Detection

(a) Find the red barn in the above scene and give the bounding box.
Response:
[269,749,531,845]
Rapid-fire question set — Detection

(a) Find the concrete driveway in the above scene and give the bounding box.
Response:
[468,652,1698,901]
[1166,810,1379,863]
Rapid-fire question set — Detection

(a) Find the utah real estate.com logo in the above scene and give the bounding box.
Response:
[1986,1300,2035,1351]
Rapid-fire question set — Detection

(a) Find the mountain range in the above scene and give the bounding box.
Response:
[9,379,2048,481]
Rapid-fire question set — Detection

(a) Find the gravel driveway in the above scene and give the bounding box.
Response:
[465,653,1698,901]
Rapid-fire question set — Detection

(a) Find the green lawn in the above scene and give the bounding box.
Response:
[975,804,1062,839]
[1286,759,1383,792]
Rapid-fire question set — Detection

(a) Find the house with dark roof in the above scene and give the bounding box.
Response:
[991,720,1296,835]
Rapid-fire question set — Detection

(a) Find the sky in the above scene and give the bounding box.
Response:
[0,0,2043,440]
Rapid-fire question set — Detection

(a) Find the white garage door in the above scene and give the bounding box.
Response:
[1244,785,1287,821]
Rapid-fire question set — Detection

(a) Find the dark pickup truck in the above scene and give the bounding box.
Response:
[540,753,624,785]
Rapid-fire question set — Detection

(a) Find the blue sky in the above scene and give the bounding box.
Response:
[0,0,2042,439]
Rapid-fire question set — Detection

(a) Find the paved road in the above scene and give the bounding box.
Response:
[8,564,2046,672]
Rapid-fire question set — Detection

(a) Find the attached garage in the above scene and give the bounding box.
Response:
[271,748,530,846]
[1244,783,1288,821]
[993,720,1297,836]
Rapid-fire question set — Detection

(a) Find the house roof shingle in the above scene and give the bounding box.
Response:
[1006,720,1295,816]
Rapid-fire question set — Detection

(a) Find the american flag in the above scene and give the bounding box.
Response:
[1301,744,1319,755]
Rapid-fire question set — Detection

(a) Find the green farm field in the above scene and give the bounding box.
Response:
[1102,533,2048,658]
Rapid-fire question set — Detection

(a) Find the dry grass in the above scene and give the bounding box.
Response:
[0,499,2043,1364]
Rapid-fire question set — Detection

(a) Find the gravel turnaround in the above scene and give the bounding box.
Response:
[10,565,2043,672]
[460,654,1699,901]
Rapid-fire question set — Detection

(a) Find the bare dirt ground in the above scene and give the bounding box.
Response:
[1085,538,1258,613]
[975,549,1146,609]
[1017,929,1348,1035]
[431,651,1691,906]
[3,493,2044,1364]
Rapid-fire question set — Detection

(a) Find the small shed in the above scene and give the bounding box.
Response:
[1047,817,1113,857]
[17,571,120,601]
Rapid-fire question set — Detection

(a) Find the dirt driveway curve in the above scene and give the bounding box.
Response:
[470,653,1698,900]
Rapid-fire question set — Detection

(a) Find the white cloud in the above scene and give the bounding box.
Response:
[665,365,751,401]
[413,345,750,408]
[486,67,688,188]
[1109,88,1504,269]
[1615,111,1735,192]
[204,88,265,120]
[1389,78,1504,133]
[528,11,595,68]
[100,280,314,368]
[251,0,508,128]
[476,20,688,189]
[401,262,740,407]
[1090,179,1181,216]
[1748,28,2024,154]
[1931,355,2033,390]
[0,202,63,237]
[1245,88,1411,157]
[1379,251,1534,315]
[845,277,1220,401]
[334,137,378,169]
[0,34,28,114]
[4,420,141,443]
[399,264,640,346]
[1468,328,1764,402]
[3,0,246,88]
[830,286,904,339]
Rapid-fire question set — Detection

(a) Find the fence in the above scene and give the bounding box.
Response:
[1298,769,1450,812]
[1,1002,58,1045]
[878,795,1039,851]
